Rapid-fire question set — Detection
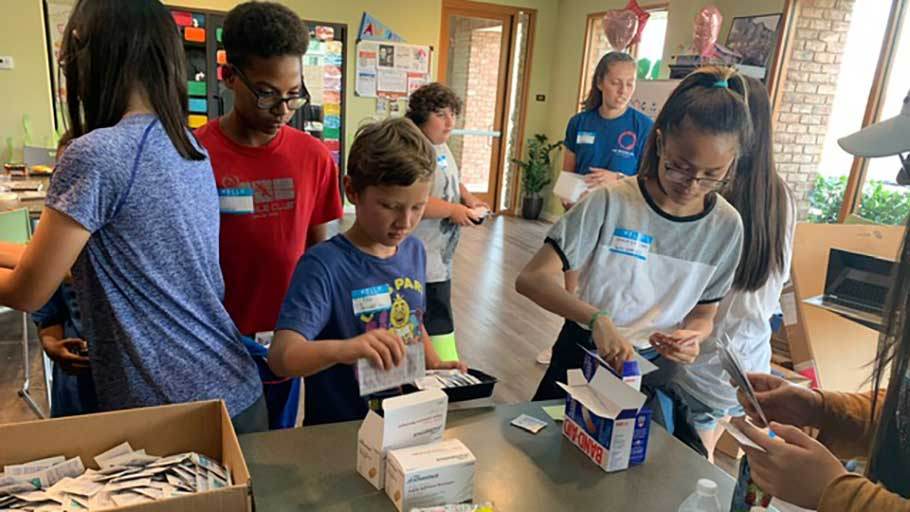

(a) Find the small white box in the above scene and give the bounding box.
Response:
[385,439,476,512]
[356,389,448,489]
[552,171,589,203]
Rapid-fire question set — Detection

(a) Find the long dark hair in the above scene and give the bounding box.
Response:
[638,66,753,185]
[61,0,204,160]
[868,221,910,488]
[724,77,790,291]
[582,52,635,111]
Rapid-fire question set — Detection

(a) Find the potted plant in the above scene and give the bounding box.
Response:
[512,134,562,220]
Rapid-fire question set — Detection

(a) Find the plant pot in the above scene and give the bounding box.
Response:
[522,194,544,220]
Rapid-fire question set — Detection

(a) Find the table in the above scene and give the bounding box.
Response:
[239,401,735,511]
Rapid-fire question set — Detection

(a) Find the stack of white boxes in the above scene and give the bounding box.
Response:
[356,390,476,512]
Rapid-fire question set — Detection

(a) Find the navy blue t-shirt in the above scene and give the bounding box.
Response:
[564,107,653,176]
[276,234,427,425]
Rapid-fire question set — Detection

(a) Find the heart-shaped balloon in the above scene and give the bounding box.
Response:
[603,9,638,51]
[693,5,723,57]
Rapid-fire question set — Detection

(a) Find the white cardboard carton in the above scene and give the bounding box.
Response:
[356,389,448,489]
[557,364,652,472]
[552,171,589,203]
[384,439,475,512]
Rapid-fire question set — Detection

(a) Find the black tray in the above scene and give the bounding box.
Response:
[403,368,498,403]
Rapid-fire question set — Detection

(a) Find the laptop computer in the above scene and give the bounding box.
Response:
[805,248,895,331]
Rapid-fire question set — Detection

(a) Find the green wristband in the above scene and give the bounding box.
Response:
[588,310,610,331]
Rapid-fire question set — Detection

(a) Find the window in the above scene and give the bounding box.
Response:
[859,5,910,225]
[577,5,669,110]
[808,0,910,225]
[810,0,892,223]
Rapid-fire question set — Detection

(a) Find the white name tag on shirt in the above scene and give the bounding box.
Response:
[218,188,254,214]
[608,228,653,261]
[576,131,596,145]
[352,284,392,315]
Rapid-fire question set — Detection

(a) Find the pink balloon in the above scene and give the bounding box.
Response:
[602,9,638,51]
[693,5,723,57]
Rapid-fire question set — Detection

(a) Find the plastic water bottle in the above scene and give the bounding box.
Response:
[678,478,722,512]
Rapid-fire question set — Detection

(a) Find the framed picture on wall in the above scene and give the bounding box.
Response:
[725,13,784,69]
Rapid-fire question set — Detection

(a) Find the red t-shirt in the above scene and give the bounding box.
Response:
[196,120,343,335]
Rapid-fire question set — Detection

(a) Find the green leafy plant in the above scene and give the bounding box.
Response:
[808,175,847,224]
[808,175,910,225]
[512,134,562,198]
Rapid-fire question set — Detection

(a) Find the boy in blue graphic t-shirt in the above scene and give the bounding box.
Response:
[268,117,467,426]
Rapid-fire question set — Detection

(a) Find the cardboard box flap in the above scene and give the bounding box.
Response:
[558,367,646,418]
[383,388,446,412]
[359,410,384,448]
[580,346,658,375]
[566,368,587,387]
[379,389,447,450]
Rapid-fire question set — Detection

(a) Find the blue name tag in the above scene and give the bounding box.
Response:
[218,188,254,214]
[352,284,392,315]
[608,228,653,261]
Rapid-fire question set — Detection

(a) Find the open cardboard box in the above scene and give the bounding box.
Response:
[558,364,652,472]
[0,400,251,511]
[357,389,448,489]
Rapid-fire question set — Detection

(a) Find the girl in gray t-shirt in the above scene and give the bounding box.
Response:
[517,67,752,403]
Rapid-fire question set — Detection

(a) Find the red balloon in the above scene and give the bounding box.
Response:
[602,9,638,51]
[625,0,651,46]
[693,5,723,57]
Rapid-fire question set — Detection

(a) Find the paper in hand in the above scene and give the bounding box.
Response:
[718,419,766,453]
[718,335,771,428]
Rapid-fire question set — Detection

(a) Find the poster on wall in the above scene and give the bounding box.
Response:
[355,40,431,99]
[302,24,346,168]
[630,79,681,119]
[357,12,404,42]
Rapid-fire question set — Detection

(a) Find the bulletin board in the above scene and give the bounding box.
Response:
[300,21,347,170]
[355,40,432,98]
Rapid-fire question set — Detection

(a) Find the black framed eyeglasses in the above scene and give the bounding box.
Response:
[662,162,731,191]
[231,65,309,111]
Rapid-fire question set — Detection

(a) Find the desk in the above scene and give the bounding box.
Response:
[240,401,734,511]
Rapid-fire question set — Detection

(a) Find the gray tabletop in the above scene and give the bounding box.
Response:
[239,401,735,511]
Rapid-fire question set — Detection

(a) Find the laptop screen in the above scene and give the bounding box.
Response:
[825,248,895,312]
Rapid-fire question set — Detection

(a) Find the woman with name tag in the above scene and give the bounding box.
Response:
[536,51,653,366]
[0,0,265,432]
[517,67,748,401]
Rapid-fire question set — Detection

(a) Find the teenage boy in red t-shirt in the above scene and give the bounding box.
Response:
[196,1,343,429]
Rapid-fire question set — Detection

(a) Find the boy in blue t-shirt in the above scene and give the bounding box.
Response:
[268,117,467,426]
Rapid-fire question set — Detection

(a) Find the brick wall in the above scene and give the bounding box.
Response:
[773,0,853,219]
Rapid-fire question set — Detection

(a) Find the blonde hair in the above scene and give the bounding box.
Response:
[347,117,435,192]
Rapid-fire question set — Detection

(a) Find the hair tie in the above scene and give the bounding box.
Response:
[712,79,729,89]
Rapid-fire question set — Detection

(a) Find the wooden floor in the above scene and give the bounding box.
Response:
[0,214,808,511]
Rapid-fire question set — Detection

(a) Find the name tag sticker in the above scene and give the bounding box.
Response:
[352,284,392,315]
[219,188,254,214]
[577,132,596,145]
[608,228,653,261]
